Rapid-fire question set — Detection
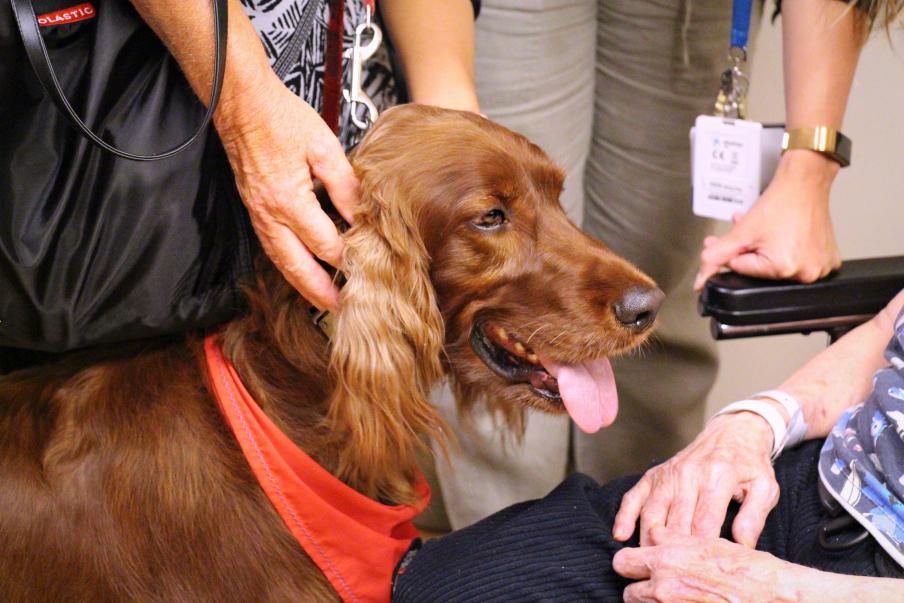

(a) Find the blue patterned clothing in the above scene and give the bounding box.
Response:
[819,308,904,569]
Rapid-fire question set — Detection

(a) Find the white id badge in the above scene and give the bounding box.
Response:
[691,115,762,221]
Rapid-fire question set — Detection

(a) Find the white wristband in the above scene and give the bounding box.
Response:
[712,399,787,461]
[753,389,808,450]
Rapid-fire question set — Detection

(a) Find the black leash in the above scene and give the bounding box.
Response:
[10,0,228,161]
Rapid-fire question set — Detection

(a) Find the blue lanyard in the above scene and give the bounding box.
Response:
[731,0,754,49]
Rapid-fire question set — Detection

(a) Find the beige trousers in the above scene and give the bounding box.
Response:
[421,0,762,530]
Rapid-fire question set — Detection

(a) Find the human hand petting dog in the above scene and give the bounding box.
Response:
[613,526,826,602]
[216,82,480,314]
[130,0,360,312]
[613,411,778,548]
[693,150,842,291]
[217,77,481,313]
[217,76,359,312]
[215,0,481,311]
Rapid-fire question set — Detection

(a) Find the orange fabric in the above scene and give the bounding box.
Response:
[204,336,429,603]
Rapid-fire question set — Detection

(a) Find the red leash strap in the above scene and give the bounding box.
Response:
[322,0,345,134]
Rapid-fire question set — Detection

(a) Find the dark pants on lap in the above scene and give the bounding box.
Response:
[393,441,895,602]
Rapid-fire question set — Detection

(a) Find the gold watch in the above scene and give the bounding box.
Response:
[781,126,852,167]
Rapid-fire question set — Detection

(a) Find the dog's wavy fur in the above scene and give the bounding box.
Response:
[324,155,448,504]
[0,105,657,601]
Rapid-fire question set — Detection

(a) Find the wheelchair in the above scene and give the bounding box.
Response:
[700,255,904,343]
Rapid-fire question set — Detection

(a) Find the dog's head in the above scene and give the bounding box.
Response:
[327,105,661,495]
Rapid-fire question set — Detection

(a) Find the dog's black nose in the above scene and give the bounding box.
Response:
[613,287,664,332]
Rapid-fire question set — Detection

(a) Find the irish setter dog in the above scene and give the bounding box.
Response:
[0,105,662,601]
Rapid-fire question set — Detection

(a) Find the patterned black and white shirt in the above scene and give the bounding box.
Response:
[240,0,398,149]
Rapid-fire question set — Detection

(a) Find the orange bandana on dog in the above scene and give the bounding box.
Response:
[204,336,429,603]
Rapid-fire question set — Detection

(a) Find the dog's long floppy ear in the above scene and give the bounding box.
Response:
[325,170,446,504]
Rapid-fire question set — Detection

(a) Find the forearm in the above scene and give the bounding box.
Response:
[774,289,904,439]
[782,0,865,129]
[128,0,278,136]
[380,0,479,111]
[795,566,904,601]
[778,0,866,179]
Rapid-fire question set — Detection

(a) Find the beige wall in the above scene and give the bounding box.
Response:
[706,13,904,414]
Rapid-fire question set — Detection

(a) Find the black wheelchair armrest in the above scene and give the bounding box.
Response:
[699,256,904,341]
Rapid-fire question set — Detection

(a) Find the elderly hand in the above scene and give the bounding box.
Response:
[216,74,359,312]
[693,150,841,291]
[613,527,818,602]
[613,412,779,548]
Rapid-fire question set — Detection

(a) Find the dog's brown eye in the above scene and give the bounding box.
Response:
[474,208,507,230]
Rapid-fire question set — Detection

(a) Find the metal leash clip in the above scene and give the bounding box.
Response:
[310,307,338,340]
[343,6,383,130]
[714,47,749,119]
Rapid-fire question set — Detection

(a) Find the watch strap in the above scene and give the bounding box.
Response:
[781,126,851,167]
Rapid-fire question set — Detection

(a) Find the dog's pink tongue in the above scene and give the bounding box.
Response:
[541,356,618,433]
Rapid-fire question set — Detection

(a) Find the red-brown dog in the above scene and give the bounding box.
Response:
[0,105,661,602]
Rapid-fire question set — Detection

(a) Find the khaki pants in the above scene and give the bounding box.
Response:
[422,0,762,530]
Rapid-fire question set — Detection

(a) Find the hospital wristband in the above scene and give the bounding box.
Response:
[753,389,808,450]
[712,399,788,461]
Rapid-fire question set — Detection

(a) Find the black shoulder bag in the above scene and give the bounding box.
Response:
[0,0,253,360]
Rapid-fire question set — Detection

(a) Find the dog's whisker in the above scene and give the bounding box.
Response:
[547,331,568,348]
[525,324,549,345]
